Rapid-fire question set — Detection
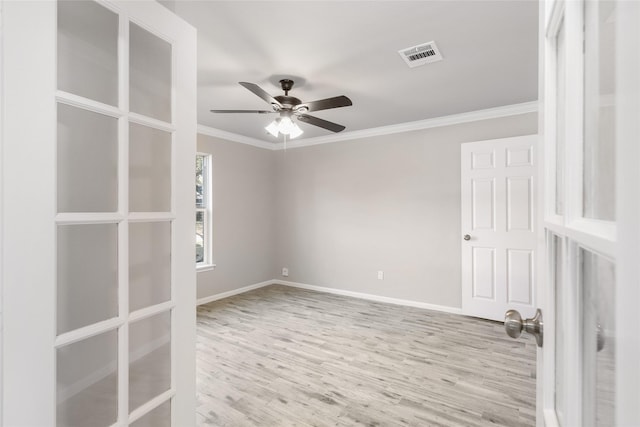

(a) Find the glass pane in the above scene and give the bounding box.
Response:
[130,23,172,122]
[583,1,616,221]
[553,235,565,425]
[129,311,171,412]
[129,222,171,312]
[57,0,118,105]
[555,21,566,216]
[581,249,616,426]
[196,155,206,209]
[196,211,205,263]
[57,330,118,427]
[58,104,118,213]
[57,224,118,335]
[130,400,171,427]
[129,122,171,212]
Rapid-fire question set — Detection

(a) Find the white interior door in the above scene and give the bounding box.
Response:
[536,0,640,426]
[1,1,197,425]
[461,135,537,321]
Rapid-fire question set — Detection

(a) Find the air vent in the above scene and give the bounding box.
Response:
[398,41,443,68]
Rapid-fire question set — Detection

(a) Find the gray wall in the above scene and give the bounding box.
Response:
[197,113,537,308]
[196,134,276,300]
[274,113,537,308]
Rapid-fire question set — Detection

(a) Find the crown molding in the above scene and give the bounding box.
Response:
[197,124,278,150]
[197,101,538,151]
[273,101,538,150]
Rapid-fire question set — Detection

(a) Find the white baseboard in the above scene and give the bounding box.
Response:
[196,278,463,316]
[275,280,463,315]
[196,279,276,306]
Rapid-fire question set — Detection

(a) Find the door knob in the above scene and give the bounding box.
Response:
[504,309,543,347]
[463,234,471,241]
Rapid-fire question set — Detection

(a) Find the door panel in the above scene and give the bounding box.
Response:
[471,150,495,169]
[507,145,533,167]
[472,179,495,230]
[507,177,533,231]
[462,135,537,321]
[472,247,495,299]
[507,249,533,305]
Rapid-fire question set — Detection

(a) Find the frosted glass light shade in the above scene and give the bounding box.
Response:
[265,117,304,139]
[278,116,295,133]
[265,121,279,137]
[288,123,303,138]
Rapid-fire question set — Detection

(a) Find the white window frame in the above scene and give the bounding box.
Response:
[196,152,214,270]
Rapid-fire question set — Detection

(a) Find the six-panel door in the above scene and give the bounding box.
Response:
[461,135,538,322]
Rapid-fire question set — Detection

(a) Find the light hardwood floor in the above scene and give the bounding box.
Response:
[196,285,536,426]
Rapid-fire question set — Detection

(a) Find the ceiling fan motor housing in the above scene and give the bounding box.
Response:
[274,95,302,110]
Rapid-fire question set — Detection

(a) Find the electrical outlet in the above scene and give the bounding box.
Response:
[282,267,289,277]
[377,270,384,280]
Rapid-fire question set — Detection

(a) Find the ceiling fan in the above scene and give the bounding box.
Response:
[210,79,352,138]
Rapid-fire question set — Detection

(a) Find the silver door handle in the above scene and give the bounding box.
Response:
[504,309,543,347]
[463,234,471,241]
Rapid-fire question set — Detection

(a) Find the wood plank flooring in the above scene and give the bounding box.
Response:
[196,285,536,426]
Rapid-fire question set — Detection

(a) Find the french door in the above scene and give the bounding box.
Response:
[539,0,640,426]
[2,1,197,425]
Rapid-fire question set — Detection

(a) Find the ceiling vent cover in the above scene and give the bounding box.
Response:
[398,41,443,68]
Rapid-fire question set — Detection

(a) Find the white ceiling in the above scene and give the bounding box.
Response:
[166,1,538,143]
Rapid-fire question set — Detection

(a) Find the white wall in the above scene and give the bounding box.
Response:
[196,134,276,300]
[274,113,538,308]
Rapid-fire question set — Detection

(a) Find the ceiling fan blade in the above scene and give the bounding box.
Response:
[239,82,283,108]
[297,114,346,133]
[299,95,352,113]
[210,109,274,114]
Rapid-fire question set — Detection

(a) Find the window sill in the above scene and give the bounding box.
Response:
[196,263,216,273]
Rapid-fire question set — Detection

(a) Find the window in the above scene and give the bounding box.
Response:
[196,153,211,266]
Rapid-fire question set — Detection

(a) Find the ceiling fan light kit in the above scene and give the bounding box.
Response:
[211,78,352,140]
[265,116,304,139]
